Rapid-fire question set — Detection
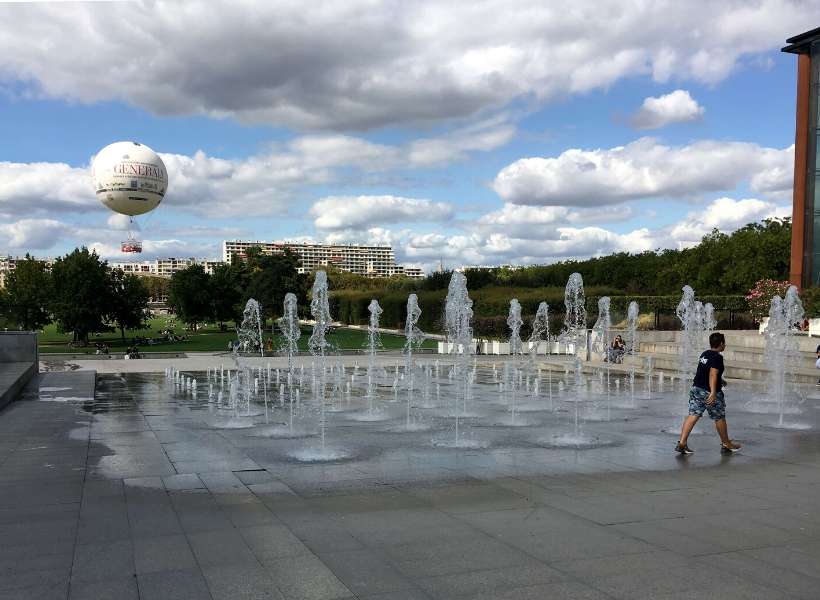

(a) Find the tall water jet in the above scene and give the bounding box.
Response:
[625,301,639,356]
[784,285,804,332]
[528,302,550,357]
[676,286,701,385]
[761,285,807,428]
[278,292,301,430]
[365,299,383,416]
[591,296,612,419]
[563,272,587,353]
[561,273,587,443]
[225,298,263,421]
[703,302,716,332]
[507,299,524,356]
[403,294,425,429]
[279,292,300,375]
[505,299,524,422]
[237,299,264,357]
[528,301,551,406]
[591,297,611,361]
[308,271,332,450]
[441,271,475,446]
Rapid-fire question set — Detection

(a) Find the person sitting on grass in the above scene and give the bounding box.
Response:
[676,332,742,455]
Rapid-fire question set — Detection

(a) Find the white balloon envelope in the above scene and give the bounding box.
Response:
[91,141,167,216]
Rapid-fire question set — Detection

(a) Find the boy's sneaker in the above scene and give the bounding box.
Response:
[675,442,694,455]
[720,440,742,454]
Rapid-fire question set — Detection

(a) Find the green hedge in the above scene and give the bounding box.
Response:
[332,287,748,334]
[800,287,820,318]
[586,295,748,315]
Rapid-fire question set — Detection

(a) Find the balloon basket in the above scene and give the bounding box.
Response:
[121,240,143,253]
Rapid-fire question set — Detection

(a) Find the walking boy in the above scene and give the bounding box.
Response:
[675,332,742,455]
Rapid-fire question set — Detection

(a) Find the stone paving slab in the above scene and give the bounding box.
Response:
[0,371,819,599]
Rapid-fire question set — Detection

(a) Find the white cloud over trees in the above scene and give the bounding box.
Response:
[492,138,793,206]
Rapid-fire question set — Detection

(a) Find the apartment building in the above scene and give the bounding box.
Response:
[109,257,221,277]
[0,255,56,288]
[222,240,424,278]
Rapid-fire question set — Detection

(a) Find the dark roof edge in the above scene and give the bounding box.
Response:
[782,42,807,54]
[784,26,820,52]
[787,26,820,44]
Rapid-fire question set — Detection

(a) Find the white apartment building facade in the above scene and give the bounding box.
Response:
[109,258,221,277]
[0,255,56,288]
[222,240,424,278]
[0,245,424,288]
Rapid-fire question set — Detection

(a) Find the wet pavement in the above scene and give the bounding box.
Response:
[1,367,820,599]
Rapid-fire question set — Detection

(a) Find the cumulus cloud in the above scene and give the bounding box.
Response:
[0,122,511,219]
[0,161,94,217]
[0,219,73,250]
[311,196,454,230]
[106,214,135,231]
[493,138,793,207]
[474,203,635,239]
[0,213,223,259]
[630,90,704,129]
[668,197,789,246]
[320,196,789,271]
[475,204,569,239]
[0,1,813,130]
[407,116,517,166]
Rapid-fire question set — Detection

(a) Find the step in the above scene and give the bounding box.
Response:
[635,342,816,365]
[636,330,820,353]
[623,352,818,384]
[0,362,38,411]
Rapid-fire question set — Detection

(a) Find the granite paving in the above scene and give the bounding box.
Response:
[0,369,818,599]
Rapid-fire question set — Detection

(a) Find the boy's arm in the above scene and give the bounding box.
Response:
[706,367,718,405]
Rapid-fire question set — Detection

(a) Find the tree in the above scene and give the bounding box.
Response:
[1,255,52,331]
[108,269,151,342]
[210,263,242,327]
[243,250,303,320]
[51,248,112,344]
[168,265,211,330]
[142,276,170,303]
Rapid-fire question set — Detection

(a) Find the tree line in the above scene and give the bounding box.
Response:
[459,218,792,295]
[0,218,801,341]
[167,247,303,330]
[0,248,150,344]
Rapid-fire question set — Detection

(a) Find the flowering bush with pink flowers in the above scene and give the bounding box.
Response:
[745,279,792,321]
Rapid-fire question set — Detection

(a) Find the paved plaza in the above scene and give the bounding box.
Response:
[1,364,820,600]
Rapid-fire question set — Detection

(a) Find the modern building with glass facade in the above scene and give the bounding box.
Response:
[783,27,820,287]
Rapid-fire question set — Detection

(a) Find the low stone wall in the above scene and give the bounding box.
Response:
[0,331,38,363]
[0,332,39,411]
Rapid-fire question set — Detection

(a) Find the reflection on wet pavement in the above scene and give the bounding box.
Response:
[0,368,818,599]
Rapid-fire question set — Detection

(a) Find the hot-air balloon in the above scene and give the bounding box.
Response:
[91,141,168,253]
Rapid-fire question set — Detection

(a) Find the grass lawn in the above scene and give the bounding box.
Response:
[36,318,436,354]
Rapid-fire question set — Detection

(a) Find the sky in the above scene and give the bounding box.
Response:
[0,0,817,272]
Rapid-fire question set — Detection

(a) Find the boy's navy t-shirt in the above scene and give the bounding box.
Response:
[692,350,724,392]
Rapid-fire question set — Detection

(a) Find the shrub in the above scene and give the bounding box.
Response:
[745,279,792,321]
[800,286,820,318]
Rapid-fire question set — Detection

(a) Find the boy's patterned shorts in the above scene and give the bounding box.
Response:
[688,387,725,421]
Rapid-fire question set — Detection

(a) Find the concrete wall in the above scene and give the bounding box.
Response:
[0,331,38,363]
[0,332,39,411]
